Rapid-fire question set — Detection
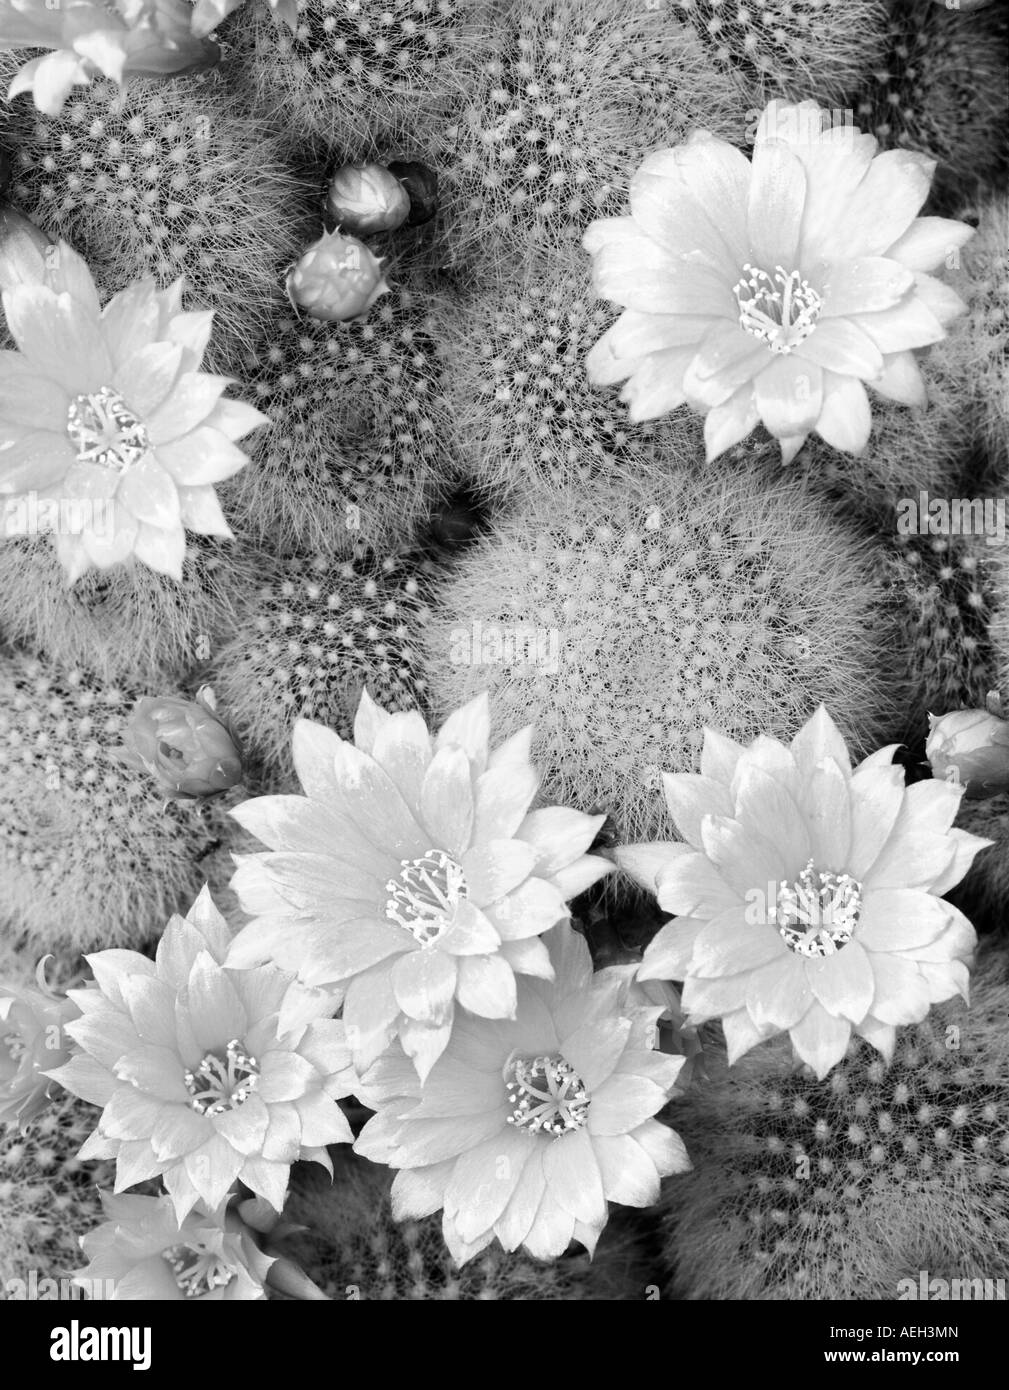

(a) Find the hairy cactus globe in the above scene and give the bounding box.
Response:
[1,72,313,372]
[209,551,430,783]
[224,281,445,556]
[660,947,1009,1300]
[422,465,905,843]
[0,650,232,954]
[439,0,744,260]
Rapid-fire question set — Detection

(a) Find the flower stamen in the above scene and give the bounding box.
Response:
[734,264,822,354]
[162,1242,237,1298]
[385,850,468,946]
[66,386,150,473]
[505,1053,590,1138]
[183,1039,260,1116]
[774,859,862,957]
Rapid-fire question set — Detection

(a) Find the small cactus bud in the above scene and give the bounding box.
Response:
[325,162,411,235]
[387,160,439,227]
[115,685,243,800]
[285,230,390,323]
[926,707,1009,799]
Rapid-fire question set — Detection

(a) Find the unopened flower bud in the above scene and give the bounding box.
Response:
[116,685,243,800]
[325,162,410,235]
[926,708,1009,799]
[0,204,55,294]
[386,160,439,227]
[0,959,78,1130]
[286,231,390,323]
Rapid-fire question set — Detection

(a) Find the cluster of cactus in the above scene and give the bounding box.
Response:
[660,946,1009,1300]
[0,70,311,373]
[0,651,233,955]
[422,463,905,842]
[210,550,430,786]
[279,1152,647,1300]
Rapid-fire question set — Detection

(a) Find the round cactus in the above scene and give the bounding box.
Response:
[279,1151,648,1300]
[0,651,234,956]
[221,276,449,558]
[209,550,430,787]
[0,1090,117,1291]
[439,0,744,262]
[852,0,1008,215]
[670,0,887,103]
[0,70,314,373]
[421,463,906,843]
[659,945,1009,1300]
[231,0,499,149]
[0,536,262,688]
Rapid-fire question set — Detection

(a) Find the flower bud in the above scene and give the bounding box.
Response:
[0,959,78,1130]
[116,685,243,800]
[926,707,1009,798]
[386,160,439,227]
[0,204,55,294]
[325,162,411,235]
[286,231,390,323]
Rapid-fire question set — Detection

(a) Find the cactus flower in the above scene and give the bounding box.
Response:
[116,685,243,800]
[616,706,992,1079]
[926,708,1009,799]
[584,98,974,463]
[325,163,411,236]
[286,231,390,324]
[48,887,357,1221]
[76,1191,276,1300]
[0,958,79,1130]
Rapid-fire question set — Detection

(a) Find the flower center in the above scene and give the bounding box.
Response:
[734,264,822,354]
[504,1054,591,1138]
[183,1039,260,1116]
[66,387,150,473]
[162,1243,237,1298]
[774,859,862,957]
[385,850,468,947]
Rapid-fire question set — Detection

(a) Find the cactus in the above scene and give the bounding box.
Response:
[0,70,313,373]
[209,550,430,787]
[0,536,261,688]
[0,1091,116,1292]
[0,651,234,956]
[670,0,887,104]
[659,945,1009,1300]
[232,0,498,149]
[279,1150,648,1300]
[439,0,744,262]
[853,0,1008,215]
[421,462,906,843]
[221,278,448,558]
